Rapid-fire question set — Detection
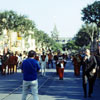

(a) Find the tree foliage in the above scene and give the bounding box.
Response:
[34,29,62,52]
[66,40,78,50]
[0,10,35,35]
[0,10,62,52]
[75,24,97,47]
[82,1,100,27]
[75,31,90,47]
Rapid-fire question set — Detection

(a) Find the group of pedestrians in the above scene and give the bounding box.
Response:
[15,49,100,99]
[21,50,68,100]
[0,52,18,75]
[1,48,99,100]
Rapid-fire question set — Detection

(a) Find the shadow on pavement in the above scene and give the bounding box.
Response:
[0,72,23,93]
[39,60,100,100]
[0,70,55,94]
[39,71,84,100]
[0,60,100,100]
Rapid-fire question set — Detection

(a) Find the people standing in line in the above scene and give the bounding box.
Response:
[40,52,48,76]
[82,49,97,98]
[21,50,40,100]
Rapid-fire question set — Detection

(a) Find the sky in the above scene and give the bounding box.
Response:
[0,0,97,37]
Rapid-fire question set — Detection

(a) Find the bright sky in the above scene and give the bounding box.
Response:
[0,0,97,37]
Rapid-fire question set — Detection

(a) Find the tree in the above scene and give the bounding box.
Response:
[75,24,97,50]
[52,42,62,52]
[75,32,90,47]
[82,1,100,38]
[0,10,35,34]
[0,10,35,49]
[34,30,46,48]
[66,40,79,52]
[34,28,62,52]
[15,16,35,36]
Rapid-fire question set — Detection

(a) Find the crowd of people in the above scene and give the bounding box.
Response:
[21,50,68,100]
[0,48,100,99]
[0,51,19,75]
[0,49,68,77]
[20,49,100,99]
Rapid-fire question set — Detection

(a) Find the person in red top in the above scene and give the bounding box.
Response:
[72,54,81,76]
[57,55,65,80]
[48,53,53,68]
[2,53,9,75]
[8,53,15,74]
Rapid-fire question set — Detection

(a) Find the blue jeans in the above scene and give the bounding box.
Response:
[22,80,39,100]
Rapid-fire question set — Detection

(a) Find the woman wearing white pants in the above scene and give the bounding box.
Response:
[40,54,48,76]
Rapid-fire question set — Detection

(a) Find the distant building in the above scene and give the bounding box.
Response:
[56,37,72,44]
[1,29,36,53]
[51,24,59,41]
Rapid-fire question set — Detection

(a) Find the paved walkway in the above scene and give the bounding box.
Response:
[0,60,100,100]
[38,60,100,100]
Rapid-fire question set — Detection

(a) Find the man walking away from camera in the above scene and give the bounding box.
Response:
[21,50,40,100]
